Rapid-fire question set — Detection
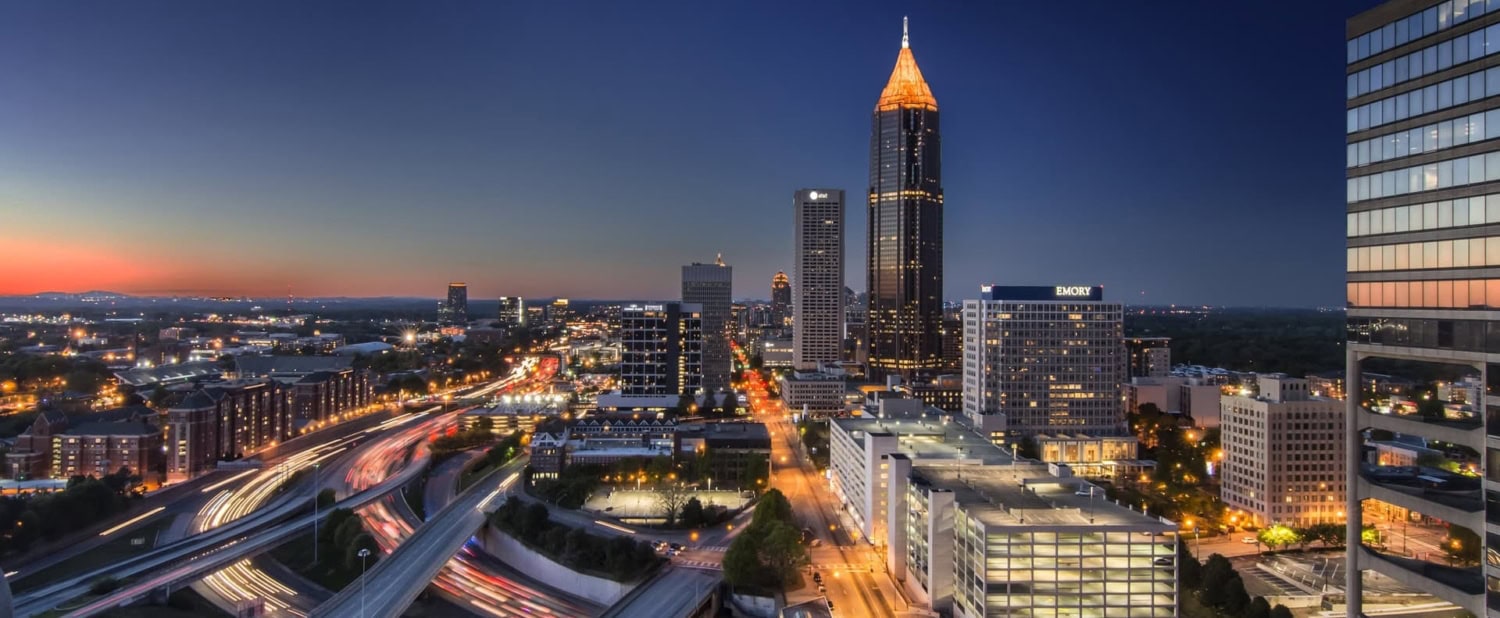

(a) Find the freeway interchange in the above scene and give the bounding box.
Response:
[7,355,564,618]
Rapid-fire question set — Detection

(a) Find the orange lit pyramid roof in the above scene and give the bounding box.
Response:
[876,19,937,113]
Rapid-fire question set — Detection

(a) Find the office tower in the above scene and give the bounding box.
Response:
[498,296,525,327]
[619,302,702,397]
[1344,2,1500,613]
[770,271,791,327]
[682,257,732,393]
[793,189,845,370]
[1125,336,1172,378]
[867,18,944,380]
[1219,374,1345,529]
[440,282,468,324]
[961,285,1125,438]
[548,299,572,326]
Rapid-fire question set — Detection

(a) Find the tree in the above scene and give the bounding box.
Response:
[750,489,794,529]
[758,519,809,586]
[477,415,495,432]
[1200,554,1234,593]
[316,488,336,509]
[520,502,551,538]
[680,497,706,528]
[722,530,767,587]
[720,391,739,417]
[1257,525,1301,551]
[1445,524,1481,566]
[334,516,365,549]
[1244,596,1272,618]
[1270,605,1294,618]
[675,394,696,416]
[1223,576,1250,614]
[1177,543,1202,590]
[148,385,170,408]
[655,482,690,527]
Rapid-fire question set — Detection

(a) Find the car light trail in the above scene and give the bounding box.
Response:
[98,506,166,537]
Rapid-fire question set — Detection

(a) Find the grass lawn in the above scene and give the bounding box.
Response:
[13,518,170,594]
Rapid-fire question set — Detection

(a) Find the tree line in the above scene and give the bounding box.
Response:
[0,470,140,555]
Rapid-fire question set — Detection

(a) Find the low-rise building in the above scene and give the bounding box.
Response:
[675,422,771,487]
[1124,376,1222,427]
[1033,433,1147,480]
[51,421,162,480]
[779,371,845,417]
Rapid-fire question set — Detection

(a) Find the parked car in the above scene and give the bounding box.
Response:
[1241,536,1258,544]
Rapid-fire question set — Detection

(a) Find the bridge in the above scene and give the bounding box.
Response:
[14,423,435,617]
[311,458,524,618]
[601,566,721,618]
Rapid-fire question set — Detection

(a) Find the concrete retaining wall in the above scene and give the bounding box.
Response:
[477,526,636,606]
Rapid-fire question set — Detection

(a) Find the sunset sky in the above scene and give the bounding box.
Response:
[0,1,1362,305]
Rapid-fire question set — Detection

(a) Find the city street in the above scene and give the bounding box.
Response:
[735,345,913,618]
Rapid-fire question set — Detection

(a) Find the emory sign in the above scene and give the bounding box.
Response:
[1055,286,1094,297]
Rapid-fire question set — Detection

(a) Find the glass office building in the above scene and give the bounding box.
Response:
[1345,1,1500,614]
[867,19,944,380]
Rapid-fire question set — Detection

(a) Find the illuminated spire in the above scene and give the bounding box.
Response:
[715,253,725,267]
[876,18,937,112]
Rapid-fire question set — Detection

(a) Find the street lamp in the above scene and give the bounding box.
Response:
[312,463,321,564]
[358,547,372,618]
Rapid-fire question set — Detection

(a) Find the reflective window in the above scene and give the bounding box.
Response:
[1347,26,1500,99]
[1346,150,1500,203]
[1346,67,1500,133]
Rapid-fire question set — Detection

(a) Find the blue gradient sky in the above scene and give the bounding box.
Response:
[0,1,1361,306]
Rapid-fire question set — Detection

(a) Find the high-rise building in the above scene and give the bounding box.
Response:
[619,302,703,397]
[793,189,845,370]
[962,285,1126,439]
[1125,336,1171,378]
[1344,2,1500,613]
[1220,374,1345,529]
[440,282,468,324]
[770,271,791,327]
[867,19,944,380]
[498,296,525,327]
[682,257,732,393]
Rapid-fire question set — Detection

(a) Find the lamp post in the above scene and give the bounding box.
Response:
[358,547,372,618]
[313,463,321,564]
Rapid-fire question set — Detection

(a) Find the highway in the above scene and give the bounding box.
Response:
[185,358,550,615]
[600,567,719,618]
[51,421,439,618]
[313,460,523,618]
[11,405,441,618]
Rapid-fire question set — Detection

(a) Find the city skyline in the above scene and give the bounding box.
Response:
[1,2,1360,306]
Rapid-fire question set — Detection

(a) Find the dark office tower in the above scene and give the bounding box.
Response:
[771,271,791,327]
[498,296,525,328]
[441,282,468,324]
[794,189,845,370]
[867,18,943,380]
[683,256,732,393]
[1344,2,1500,615]
[620,303,703,397]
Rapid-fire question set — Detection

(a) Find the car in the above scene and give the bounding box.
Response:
[1074,488,1094,497]
[826,600,834,611]
[1153,557,1174,566]
[1242,536,1258,544]
[812,572,823,583]
[669,543,685,552]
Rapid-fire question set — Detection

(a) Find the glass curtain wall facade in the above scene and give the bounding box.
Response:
[867,23,944,379]
[619,303,703,397]
[1346,1,1499,615]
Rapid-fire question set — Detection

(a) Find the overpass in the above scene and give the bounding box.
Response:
[600,566,721,618]
[312,458,524,618]
[13,427,434,617]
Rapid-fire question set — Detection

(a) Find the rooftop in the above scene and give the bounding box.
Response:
[911,466,1173,531]
[834,410,1014,465]
[235,355,353,377]
[875,19,937,113]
